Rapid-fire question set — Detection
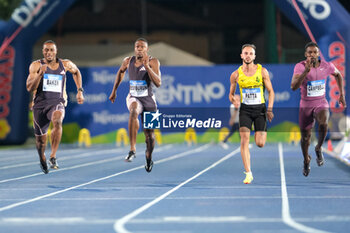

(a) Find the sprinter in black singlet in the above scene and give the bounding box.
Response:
[26,40,84,174]
[109,38,161,172]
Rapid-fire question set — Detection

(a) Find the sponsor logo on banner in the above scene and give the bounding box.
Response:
[154,75,225,105]
[0,46,14,139]
[329,41,346,113]
[92,70,127,84]
[298,0,331,20]
[69,92,107,104]
[93,111,129,125]
[11,0,48,27]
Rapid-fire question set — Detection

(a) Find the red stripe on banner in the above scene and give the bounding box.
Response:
[291,0,325,60]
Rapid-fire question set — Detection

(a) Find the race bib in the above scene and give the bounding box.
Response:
[130,80,148,97]
[307,80,325,97]
[242,88,262,105]
[43,74,63,93]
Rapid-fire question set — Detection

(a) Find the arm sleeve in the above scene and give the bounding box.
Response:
[293,62,304,76]
[328,61,336,74]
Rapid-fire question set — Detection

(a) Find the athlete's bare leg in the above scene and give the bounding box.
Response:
[314,109,329,166]
[35,134,47,162]
[49,110,63,159]
[35,134,49,173]
[254,131,266,148]
[301,129,312,176]
[144,129,155,172]
[144,129,155,161]
[240,127,251,172]
[315,109,329,151]
[301,129,312,160]
[128,102,139,152]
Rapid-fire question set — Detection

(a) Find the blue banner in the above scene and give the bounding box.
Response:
[272,0,350,39]
[0,0,75,144]
[273,0,350,117]
[64,65,299,137]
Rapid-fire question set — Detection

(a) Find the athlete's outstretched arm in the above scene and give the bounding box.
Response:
[262,68,274,122]
[26,61,47,92]
[229,71,239,105]
[143,53,161,88]
[63,60,84,104]
[109,57,130,103]
[332,67,347,108]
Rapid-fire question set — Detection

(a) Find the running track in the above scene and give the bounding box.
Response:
[0,143,349,233]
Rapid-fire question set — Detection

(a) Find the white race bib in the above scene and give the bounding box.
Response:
[242,88,262,105]
[130,80,148,97]
[43,74,63,93]
[307,80,325,97]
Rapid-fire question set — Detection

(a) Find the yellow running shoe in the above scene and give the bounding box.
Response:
[243,172,253,184]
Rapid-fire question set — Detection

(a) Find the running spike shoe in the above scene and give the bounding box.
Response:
[125,151,136,162]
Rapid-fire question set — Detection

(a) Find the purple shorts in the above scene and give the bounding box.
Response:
[33,103,65,136]
[299,98,329,130]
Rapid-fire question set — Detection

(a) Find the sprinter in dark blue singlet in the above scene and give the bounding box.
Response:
[26,40,84,174]
[109,38,161,172]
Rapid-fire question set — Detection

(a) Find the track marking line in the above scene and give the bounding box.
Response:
[2,195,350,201]
[114,146,240,233]
[278,143,330,233]
[0,145,173,184]
[2,215,350,226]
[0,148,123,170]
[0,146,172,170]
[0,144,209,212]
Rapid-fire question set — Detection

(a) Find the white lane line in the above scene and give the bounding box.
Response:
[278,143,330,233]
[2,195,350,201]
[0,156,123,184]
[0,145,173,184]
[0,148,123,170]
[0,148,98,162]
[0,145,173,170]
[0,144,209,212]
[114,146,240,233]
[2,215,350,225]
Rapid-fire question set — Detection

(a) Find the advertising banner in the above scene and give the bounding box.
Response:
[64,64,299,140]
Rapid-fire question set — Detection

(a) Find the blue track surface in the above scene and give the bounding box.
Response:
[0,143,349,233]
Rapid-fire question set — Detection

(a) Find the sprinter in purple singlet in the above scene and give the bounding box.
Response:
[26,40,84,174]
[291,42,346,177]
[109,38,161,172]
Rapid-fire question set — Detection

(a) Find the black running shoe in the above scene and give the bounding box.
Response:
[125,151,136,162]
[315,149,324,166]
[49,157,59,169]
[145,160,153,173]
[39,159,49,174]
[303,155,311,177]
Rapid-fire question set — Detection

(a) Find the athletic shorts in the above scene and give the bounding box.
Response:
[299,98,329,130]
[32,103,65,136]
[126,94,157,115]
[239,103,267,131]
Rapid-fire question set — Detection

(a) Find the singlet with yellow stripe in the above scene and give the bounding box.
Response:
[237,64,265,105]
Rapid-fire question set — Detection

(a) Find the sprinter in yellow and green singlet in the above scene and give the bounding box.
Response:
[228,44,275,184]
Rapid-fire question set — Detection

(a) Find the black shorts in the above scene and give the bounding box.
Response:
[239,103,267,132]
[32,103,65,136]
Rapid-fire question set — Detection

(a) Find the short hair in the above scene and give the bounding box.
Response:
[305,41,319,51]
[241,44,256,52]
[135,37,148,45]
[43,40,56,46]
